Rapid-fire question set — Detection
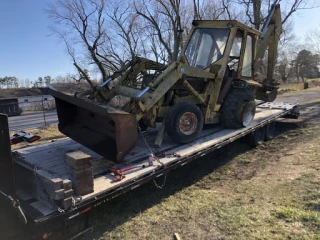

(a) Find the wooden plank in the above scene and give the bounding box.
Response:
[35,170,63,191]
[64,189,74,198]
[16,189,34,202]
[63,180,72,190]
[30,201,56,216]
[59,197,72,210]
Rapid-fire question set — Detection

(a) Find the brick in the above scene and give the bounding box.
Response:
[76,187,94,196]
[65,165,93,178]
[65,151,92,168]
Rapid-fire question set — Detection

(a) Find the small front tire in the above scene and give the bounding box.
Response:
[165,102,204,144]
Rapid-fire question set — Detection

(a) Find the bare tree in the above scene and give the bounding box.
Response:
[47,0,112,86]
[47,0,318,87]
[306,27,320,55]
[135,0,183,61]
[236,0,317,31]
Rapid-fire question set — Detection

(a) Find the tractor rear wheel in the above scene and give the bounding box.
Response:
[220,87,256,129]
[165,102,204,144]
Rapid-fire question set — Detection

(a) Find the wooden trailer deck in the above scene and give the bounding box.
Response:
[12,102,298,220]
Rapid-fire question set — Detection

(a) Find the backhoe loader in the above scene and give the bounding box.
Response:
[49,4,282,163]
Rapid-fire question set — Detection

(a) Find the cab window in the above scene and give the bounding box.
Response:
[185,28,230,69]
[242,35,253,77]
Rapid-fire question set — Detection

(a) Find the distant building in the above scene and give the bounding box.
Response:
[0,88,55,114]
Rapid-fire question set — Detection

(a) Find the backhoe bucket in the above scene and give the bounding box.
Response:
[255,88,277,102]
[49,89,138,163]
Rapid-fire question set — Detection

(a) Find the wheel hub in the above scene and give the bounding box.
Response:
[240,101,256,127]
[179,112,198,135]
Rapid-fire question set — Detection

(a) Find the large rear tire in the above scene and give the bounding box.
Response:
[220,87,256,129]
[165,102,204,144]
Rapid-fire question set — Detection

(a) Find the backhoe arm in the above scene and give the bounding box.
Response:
[254,4,282,86]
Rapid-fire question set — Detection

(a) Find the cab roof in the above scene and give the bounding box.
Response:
[192,20,261,35]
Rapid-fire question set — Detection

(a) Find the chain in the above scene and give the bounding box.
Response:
[153,174,167,189]
[137,124,167,188]
[137,125,163,166]
[0,190,27,224]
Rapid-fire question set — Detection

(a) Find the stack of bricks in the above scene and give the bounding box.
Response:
[65,151,94,196]
[35,170,73,210]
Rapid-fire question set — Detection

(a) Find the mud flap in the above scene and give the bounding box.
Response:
[50,90,138,163]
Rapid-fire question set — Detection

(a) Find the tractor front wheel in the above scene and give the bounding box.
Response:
[165,102,204,144]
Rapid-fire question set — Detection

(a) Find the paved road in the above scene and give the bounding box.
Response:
[7,88,320,132]
[8,111,58,132]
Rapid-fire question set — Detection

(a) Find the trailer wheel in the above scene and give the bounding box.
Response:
[165,102,203,143]
[248,126,265,147]
[138,120,148,132]
[265,121,276,141]
[220,88,256,129]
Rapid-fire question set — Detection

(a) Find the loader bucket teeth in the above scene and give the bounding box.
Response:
[49,89,138,163]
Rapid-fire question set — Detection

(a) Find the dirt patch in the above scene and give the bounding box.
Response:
[10,124,65,150]
[278,79,320,95]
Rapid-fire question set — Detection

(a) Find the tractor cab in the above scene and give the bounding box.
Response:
[183,20,261,83]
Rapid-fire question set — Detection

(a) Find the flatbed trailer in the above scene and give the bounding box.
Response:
[0,101,299,239]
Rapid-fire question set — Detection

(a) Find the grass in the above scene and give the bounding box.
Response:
[278,78,320,95]
[10,124,65,150]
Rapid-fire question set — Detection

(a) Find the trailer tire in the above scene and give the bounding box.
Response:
[138,120,148,132]
[265,121,276,141]
[165,102,203,144]
[248,126,265,147]
[220,87,255,129]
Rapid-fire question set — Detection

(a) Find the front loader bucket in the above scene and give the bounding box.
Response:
[49,89,138,163]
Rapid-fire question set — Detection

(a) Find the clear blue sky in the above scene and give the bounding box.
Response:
[0,1,318,81]
[0,0,73,81]
[293,7,319,39]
